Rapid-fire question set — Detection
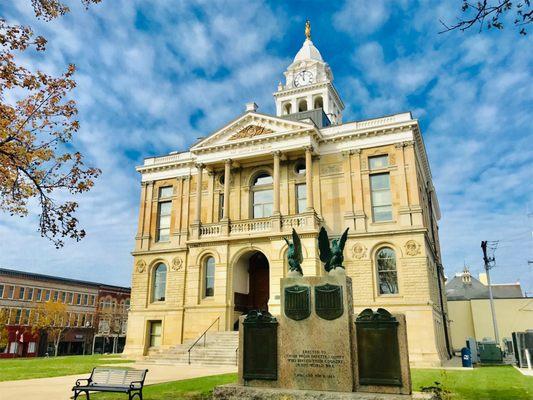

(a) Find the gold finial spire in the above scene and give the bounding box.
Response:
[305,19,311,40]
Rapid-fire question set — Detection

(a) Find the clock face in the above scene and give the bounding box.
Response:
[294,70,314,87]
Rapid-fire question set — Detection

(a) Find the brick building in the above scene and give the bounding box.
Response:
[0,268,130,358]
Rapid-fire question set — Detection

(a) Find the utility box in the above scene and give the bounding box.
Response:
[478,341,503,364]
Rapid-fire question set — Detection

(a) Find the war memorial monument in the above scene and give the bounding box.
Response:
[214,228,419,399]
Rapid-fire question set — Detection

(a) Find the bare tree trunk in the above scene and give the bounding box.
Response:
[54,335,61,357]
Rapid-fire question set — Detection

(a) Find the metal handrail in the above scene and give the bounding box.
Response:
[187,316,220,364]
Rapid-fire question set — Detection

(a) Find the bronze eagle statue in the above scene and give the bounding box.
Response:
[284,228,304,276]
[318,227,349,272]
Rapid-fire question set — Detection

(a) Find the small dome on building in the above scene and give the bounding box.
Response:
[293,39,323,63]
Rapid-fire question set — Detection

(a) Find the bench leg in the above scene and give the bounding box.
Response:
[129,390,142,400]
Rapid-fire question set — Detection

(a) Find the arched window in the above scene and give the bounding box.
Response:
[283,103,292,115]
[204,257,215,298]
[314,96,323,109]
[251,173,273,218]
[298,99,308,112]
[376,247,398,294]
[152,263,167,302]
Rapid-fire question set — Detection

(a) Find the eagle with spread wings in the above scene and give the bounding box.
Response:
[283,228,304,276]
[318,227,349,272]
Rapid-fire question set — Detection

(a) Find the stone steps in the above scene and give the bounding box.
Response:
[143,330,239,366]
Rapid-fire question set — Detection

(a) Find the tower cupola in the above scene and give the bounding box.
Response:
[273,21,344,125]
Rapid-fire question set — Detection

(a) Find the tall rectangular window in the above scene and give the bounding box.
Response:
[18,287,25,300]
[370,173,392,222]
[369,155,389,170]
[53,291,59,302]
[14,309,21,324]
[61,291,66,303]
[83,294,88,305]
[7,286,14,299]
[36,289,42,301]
[0,284,4,298]
[67,292,73,304]
[149,321,162,347]
[157,187,173,242]
[44,290,50,301]
[218,193,224,220]
[26,288,33,301]
[76,294,81,305]
[296,184,307,213]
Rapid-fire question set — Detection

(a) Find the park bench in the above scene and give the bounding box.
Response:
[72,367,148,399]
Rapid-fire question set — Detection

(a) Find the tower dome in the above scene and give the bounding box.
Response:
[293,39,323,63]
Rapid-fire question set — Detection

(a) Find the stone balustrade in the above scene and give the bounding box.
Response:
[194,213,319,239]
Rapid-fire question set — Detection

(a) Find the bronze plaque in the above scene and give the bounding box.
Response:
[314,284,343,320]
[355,308,401,386]
[243,311,278,381]
[284,285,311,321]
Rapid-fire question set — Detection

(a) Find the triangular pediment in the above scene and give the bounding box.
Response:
[191,112,315,150]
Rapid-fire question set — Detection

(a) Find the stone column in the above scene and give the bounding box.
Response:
[305,146,314,211]
[194,164,204,224]
[342,150,355,230]
[223,159,231,220]
[395,142,411,226]
[207,169,215,223]
[273,151,281,215]
[353,149,366,232]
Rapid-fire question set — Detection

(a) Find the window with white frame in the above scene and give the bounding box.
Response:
[251,173,273,218]
[7,286,14,299]
[26,288,33,301]
[296,183,307,213]
[376,247,399,294]
[156,186,173,242]
[44,290,50,301]
[36,288,42,301]
[0,284,3,298]
[370,173,392,222]
[369,154,389,170]
[204,256,215,298]
[149,321,162,347]
[28,342,36,353]
[18,287,25,300]
[152,263,167,302]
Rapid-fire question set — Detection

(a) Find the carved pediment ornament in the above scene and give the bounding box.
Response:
[228,125,274,141]
[352,243,367,260]
[405,240,421,256]
[135,260,146,273]
[171,256,183,271]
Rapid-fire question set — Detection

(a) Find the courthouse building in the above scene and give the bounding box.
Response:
[125,26,451,366]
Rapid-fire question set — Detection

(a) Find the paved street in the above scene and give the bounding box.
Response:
[0,362,237,400]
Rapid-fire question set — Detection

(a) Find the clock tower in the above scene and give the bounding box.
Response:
[274,21,344,125]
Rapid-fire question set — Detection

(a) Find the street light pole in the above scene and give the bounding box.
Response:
[481,241,500,344]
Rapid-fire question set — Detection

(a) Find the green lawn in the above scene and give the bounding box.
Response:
[0,354,132,381]
[1,356,531,400]
[92,366,530,400]
[92,373,237,400]
[412,366,533,400]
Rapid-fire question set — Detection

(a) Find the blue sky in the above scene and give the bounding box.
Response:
[1,1,532,293]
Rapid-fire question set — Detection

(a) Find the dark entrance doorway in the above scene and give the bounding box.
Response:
[233,251,270,317]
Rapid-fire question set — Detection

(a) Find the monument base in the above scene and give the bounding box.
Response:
[213,384,433,400]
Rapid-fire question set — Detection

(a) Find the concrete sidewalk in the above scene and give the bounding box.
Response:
[0,362,237,400]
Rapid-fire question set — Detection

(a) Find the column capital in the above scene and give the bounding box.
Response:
[224,158,232,165]
[342,149,354,157]
[195,163,205,170]
[403,140,415,148]
[353,148,362,155]
[304,145,314,153]
[272,150,282,158]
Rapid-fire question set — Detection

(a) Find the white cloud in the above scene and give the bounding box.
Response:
[333,1,391,35]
